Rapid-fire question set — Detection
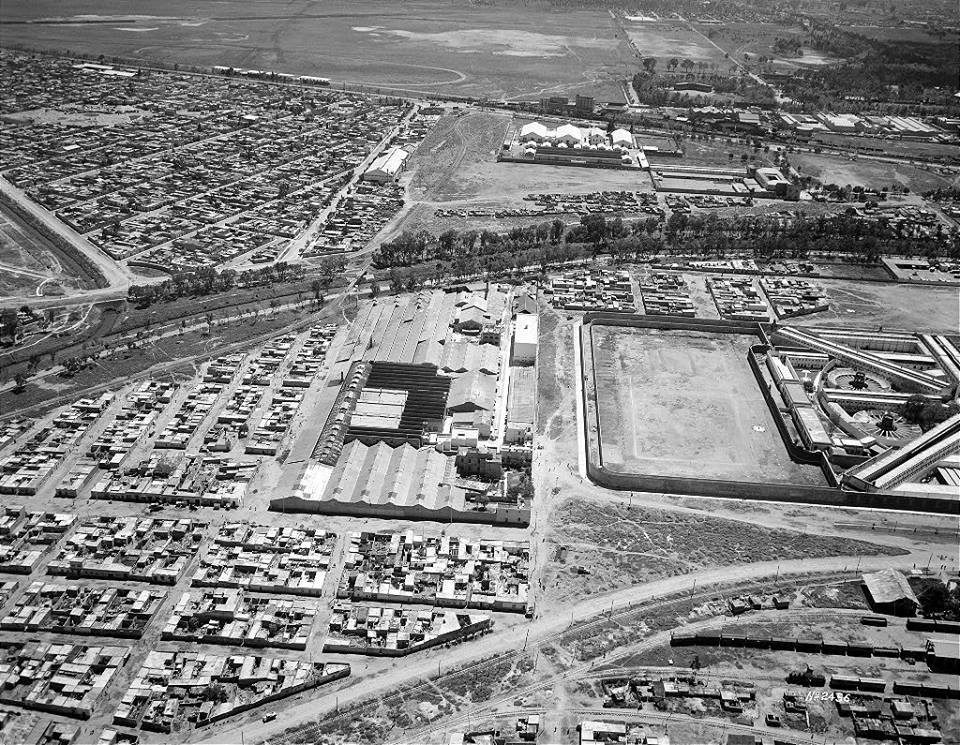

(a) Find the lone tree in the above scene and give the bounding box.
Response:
[902,393,926,424]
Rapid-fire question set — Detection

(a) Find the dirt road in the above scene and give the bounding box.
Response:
[195,543,942,745]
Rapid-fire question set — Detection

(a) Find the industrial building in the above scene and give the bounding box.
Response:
[843,415,960,497]
[861,569,920,616]
[512,121,641,168]
[274,287,534,525]
[510,314,539,365]
[363,146,409,183]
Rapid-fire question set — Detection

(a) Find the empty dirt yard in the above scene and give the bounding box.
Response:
[590,325,824,484]
[792,280,960,334]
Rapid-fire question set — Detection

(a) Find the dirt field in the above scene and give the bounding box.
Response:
[790,152,960,192]
[397,111,656,233]
[2,0,633,101]
[591,325,824,484]
[409,113,654,204]
[792,280,959,334]
[0,202,96,298]
[544,499,901,605]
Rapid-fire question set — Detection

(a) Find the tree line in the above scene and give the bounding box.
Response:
[371,209,957,287]
[127,257,345,306]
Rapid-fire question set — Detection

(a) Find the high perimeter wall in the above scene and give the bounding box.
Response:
[579,313,959,515]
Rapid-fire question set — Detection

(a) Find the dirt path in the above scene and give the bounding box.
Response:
[0,176,134,291]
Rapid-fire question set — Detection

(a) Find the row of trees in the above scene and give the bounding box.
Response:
[127,257,345,306]
[631,70,777,108]
[374,209,957,281]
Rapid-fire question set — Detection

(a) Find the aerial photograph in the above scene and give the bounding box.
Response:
[0,0,957,743]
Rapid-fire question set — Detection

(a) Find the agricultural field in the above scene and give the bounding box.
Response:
[0,0,634,101]
[790,152,960,193]
[544,499,901,605]
[792,280,960,334]
[590,325,824,484]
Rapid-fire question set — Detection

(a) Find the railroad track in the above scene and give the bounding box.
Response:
[281,570,858,745]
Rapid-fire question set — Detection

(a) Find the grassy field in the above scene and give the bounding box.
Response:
[790,152,960,192]
[545,499,901,605]
[792,280,960,334]
[2,0,634,101]
[590,325,824,484]
[695,21,843,70]
[623,19,726,65]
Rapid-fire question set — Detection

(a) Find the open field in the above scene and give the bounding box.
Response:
[409,113,654,204]
[544,499,902,605]
[397,111,656,233]
[790,152,960,193]
[792,280,960,334]
[694,21,843,70]
[0,202,98,298]
[0,0,633,101]
[623,20,726,65]
[0,305,312,412]
[672,139,778,169]
[591,325,824,484]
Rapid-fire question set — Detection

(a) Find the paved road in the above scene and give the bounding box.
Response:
[195,545,941,745]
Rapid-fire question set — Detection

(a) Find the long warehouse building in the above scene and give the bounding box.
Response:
[773,327,947,394]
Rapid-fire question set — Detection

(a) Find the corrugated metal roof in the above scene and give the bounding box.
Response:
[447,371,496,412]
[862,569,919,606]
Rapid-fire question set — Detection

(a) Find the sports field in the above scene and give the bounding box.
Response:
[1,0,633,101]
[591,325,824,484]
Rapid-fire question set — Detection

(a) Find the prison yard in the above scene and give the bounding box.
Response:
[590,325,825,484]
[0,0,959,743]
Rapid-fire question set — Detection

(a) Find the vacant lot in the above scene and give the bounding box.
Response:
[398,111,656,233]
[590,325,824,484]
[792,280,959,334]
[2,0,633,101]
[790,152,959,192]
[545,498,902,606]
[408,113,654,205]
